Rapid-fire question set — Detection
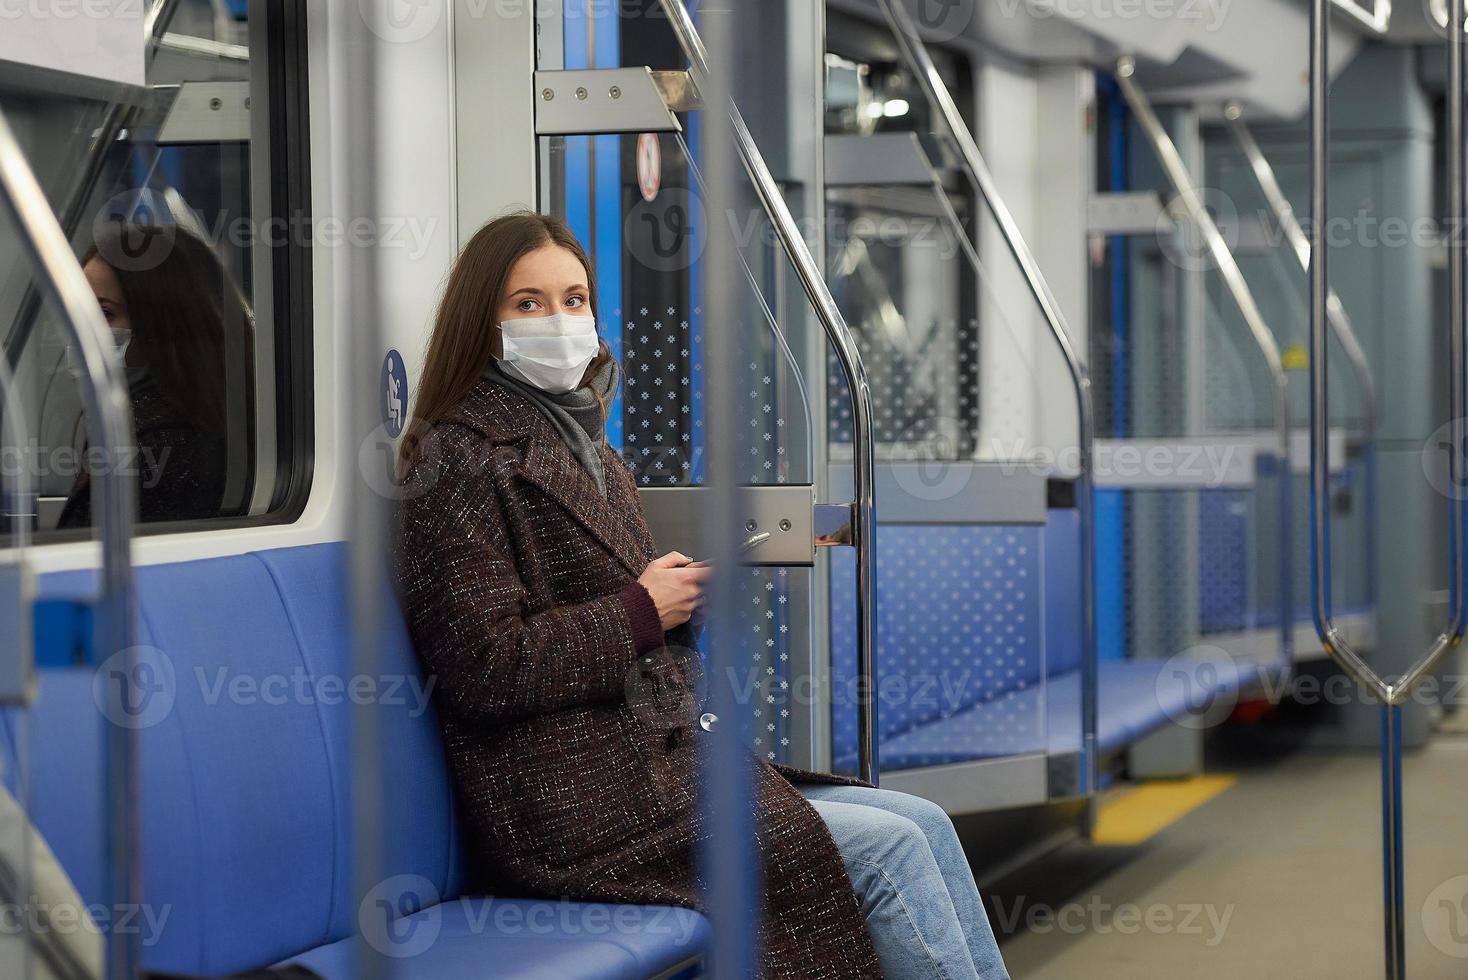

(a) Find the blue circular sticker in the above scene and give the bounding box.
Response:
[381,349,408,438]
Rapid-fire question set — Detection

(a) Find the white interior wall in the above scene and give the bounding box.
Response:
[974,53,1089,468]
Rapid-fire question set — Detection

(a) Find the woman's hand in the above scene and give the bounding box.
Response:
[638,552,714,631]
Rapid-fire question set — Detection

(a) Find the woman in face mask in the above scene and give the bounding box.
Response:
[396,212,1009,980]
[58,225,254,528]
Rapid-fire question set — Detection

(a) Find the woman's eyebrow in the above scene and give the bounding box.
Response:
[565,283,589,294]
[507,286,545,298]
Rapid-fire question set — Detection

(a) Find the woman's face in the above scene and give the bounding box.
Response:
[84,257,129,334]
[494,243,590,356]
[83,257,140,367]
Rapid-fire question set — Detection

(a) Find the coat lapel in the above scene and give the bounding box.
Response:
[450,379,655,578]
[516,417,653,579]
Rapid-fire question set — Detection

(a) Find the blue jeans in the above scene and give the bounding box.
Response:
[801,784,1009,980]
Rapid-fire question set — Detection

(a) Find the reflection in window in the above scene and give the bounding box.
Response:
[0,0,306,535]
[57,225,254,527]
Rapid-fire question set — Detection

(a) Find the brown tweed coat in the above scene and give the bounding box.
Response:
[395,378,883,978]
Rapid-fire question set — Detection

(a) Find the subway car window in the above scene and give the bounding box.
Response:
[0,0,309,537]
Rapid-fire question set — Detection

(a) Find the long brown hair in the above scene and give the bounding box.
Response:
[86,225,255,435]
[402,211,612,467]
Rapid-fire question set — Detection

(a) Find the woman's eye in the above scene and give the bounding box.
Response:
[566,295,585,309]
[518,299,538,312]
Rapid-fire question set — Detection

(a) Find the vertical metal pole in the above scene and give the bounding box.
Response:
[696,5,760,976]
[342,7,388,980]
[0,110,138,980]
[1450,0,1468,644]
[1309,2,1467,976]
[1380,703,1406,980]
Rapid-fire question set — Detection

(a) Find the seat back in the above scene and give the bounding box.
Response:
[829,523,1048,761]
[9,543,468,976]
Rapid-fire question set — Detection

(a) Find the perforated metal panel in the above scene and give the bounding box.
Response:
[824,191,979,456]
[622,304,697,486]
[828,525,1046,771]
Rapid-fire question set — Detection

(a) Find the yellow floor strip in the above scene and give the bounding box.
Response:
[1091,774,1238,846]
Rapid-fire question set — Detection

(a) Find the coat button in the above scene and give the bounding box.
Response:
[699,712,718,732]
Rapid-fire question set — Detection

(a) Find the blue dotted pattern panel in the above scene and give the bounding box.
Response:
[829,525,1045,767]
[1045,510,1083,677]
[1198,488,1251,634]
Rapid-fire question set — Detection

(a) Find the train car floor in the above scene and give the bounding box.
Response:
[984,736,1468,979]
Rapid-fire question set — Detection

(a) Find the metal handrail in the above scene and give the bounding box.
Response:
[874,0,1099,795]
[5,0,182,364]
[0,110,139,980]
[654,0,880,784]
[1224,104,1379,440]
[1310,0,1466,974]
[1115,60,1295,670]
[1307,2,1467,708]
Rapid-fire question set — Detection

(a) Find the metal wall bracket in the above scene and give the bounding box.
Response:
[158,80,250,144]
[639,485,817,566]
[1087,191,1166,234]
[533,68,691,135]
[828,461,1050,525]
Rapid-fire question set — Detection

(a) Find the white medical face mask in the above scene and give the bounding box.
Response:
[64,328,133,382]
[497,312,599,394]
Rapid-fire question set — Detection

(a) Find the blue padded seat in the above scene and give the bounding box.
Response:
[288,899,708,980]
[829,510,1258,774]
[833,657,1258,771]
[12,543,708,979]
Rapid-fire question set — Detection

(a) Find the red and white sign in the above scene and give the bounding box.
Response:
[636,133,662,203]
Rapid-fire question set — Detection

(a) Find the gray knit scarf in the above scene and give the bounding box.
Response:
[484,357,618,497]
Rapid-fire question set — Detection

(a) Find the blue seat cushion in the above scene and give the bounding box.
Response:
[280,899,708,980]
[839,657,1256,771]
[19,543,711,978]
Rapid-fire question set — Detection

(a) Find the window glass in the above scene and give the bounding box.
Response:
[0,0,309,536]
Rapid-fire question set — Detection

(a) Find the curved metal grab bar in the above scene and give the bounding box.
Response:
[1308,1,1467,709]
[874,0,1099,795]
[1114,60,1295,670]
[1224,105,1379,440]
[1310,1,1466,974]
[0,111,139,979]
[6,0,183,365]
[654,0,880,785]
